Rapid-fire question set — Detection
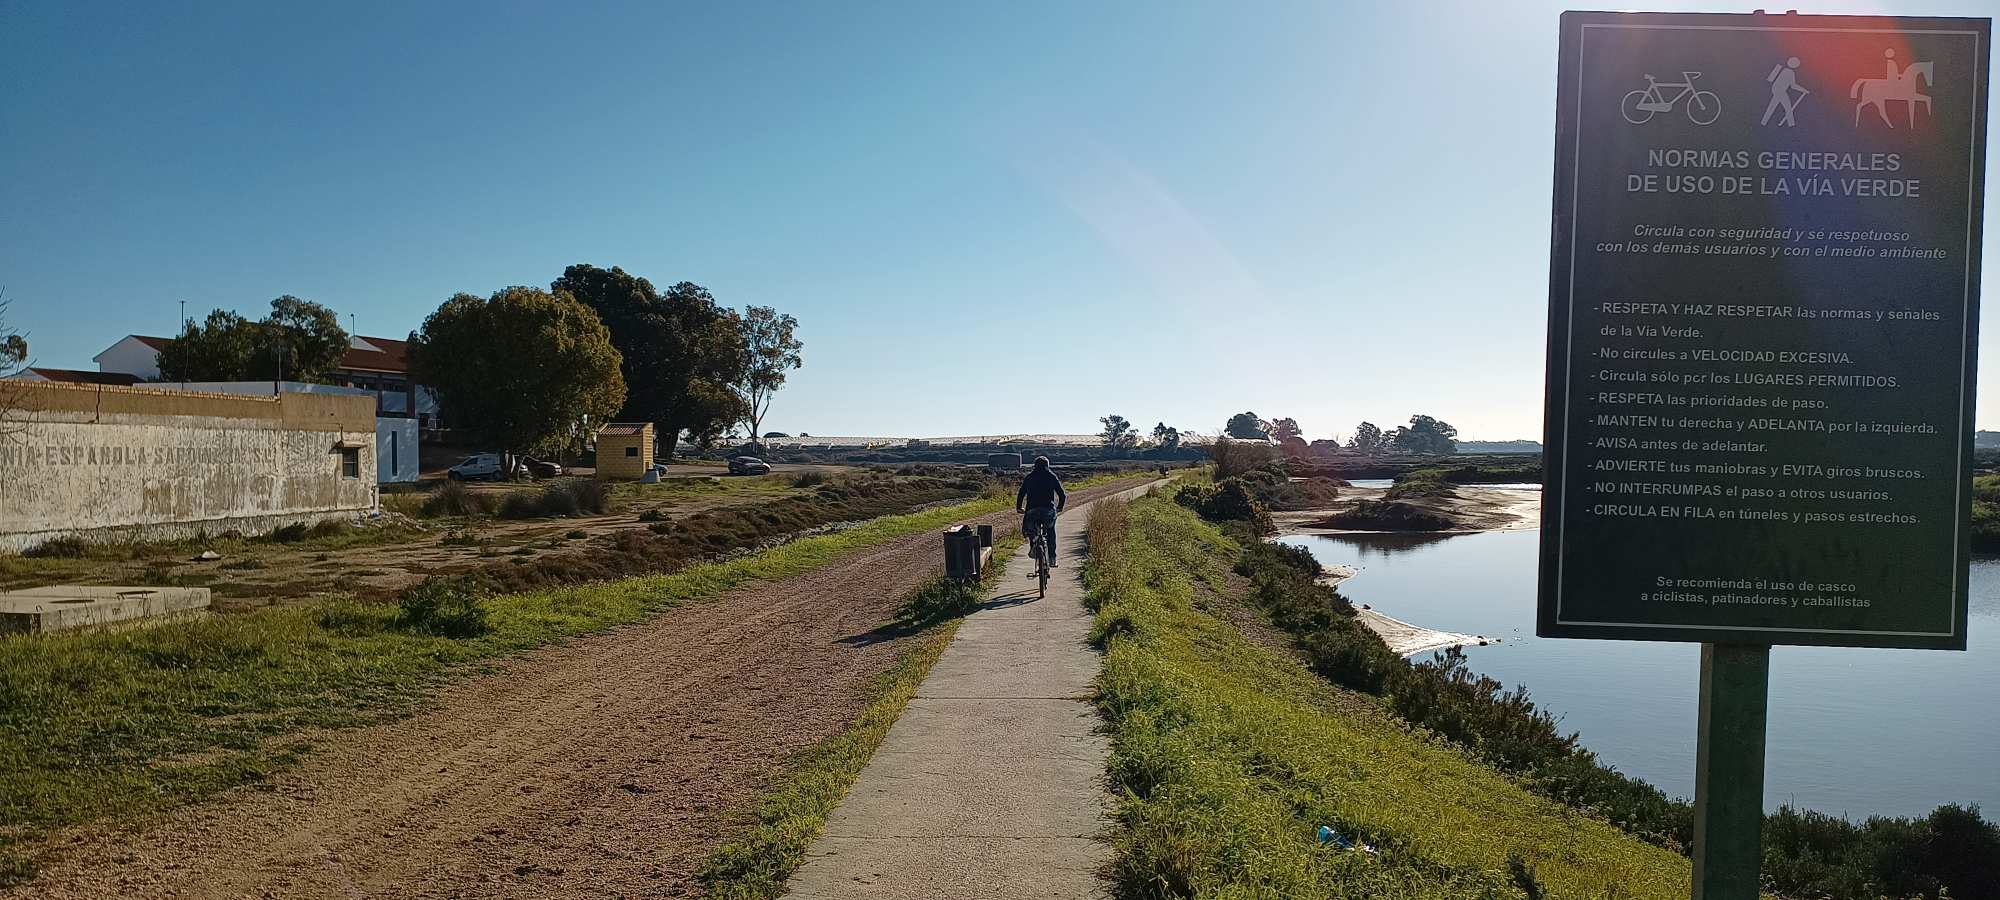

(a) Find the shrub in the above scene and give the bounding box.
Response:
[393,577,490,638]
[422,480,490,518]
[1172,480,1274,533]
[306,519,347,539]
[542,478,611,516]
[637,509,667,522]
[497,491,541,519]
[1322,500,1457,531]
[791,470,830,488]
[269,523,311,543]
[1386,471,1454,500]
[24,536,87,559]
[498,479,612,519]
[1208,440,1278,480]
[564,529,587,539]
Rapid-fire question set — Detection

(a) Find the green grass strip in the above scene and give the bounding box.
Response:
[1087,496,1690,899]
[0,493,1042,885]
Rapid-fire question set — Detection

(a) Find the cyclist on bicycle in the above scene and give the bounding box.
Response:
[1016,456,1067,567]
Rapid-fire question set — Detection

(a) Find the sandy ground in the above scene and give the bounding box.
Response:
[6,480,1143,900]
[1,473,848,611]
[1283,485,1528,657]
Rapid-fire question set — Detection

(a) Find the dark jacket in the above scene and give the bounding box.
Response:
[1017,467,1067,511]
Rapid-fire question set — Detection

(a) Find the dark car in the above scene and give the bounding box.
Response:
[520,456,565,479]
[728,455,772,476]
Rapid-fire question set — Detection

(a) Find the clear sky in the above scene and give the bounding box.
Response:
[3,1,1994,441]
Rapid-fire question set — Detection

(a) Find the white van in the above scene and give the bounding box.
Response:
[446,453,519,481]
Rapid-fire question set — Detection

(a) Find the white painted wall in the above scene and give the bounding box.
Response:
[0,408,378,553]
[376,417,418,483]
[131,382,419,484]
[93,336,163,380]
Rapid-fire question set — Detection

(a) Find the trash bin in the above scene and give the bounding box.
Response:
[944,525,983,580]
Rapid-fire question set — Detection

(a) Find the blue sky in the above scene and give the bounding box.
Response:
[3,1,1994,440]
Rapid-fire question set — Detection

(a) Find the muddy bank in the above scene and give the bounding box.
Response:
[1275,483,1540,536]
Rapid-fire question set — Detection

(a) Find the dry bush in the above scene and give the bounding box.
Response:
[423,480,490,517]
[1086,498,1131,555]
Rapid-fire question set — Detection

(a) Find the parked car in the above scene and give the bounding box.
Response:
[446,453,523,481]
[520,456,565,479]
[728,455,772,476]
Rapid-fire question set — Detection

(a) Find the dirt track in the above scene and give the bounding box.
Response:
[8,480,1141,900]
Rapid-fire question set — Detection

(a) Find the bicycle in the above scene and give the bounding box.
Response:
[1621,71,1721,126]
[1024,507,1056,599]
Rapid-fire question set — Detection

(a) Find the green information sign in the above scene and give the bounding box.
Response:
[1542,11,1989,649]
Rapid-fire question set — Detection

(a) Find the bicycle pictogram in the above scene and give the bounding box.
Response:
[1621,71,1721,126]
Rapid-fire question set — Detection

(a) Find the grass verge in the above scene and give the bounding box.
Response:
[1086,495,1690,898]
[0,496,1037,886]
[697,538,1023,899]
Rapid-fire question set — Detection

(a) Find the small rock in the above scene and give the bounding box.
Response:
[195,550,222,561]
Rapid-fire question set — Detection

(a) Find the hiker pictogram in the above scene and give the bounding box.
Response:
[1762,57,1810,126]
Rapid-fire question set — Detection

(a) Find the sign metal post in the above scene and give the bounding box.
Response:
[1690,643,1770,900]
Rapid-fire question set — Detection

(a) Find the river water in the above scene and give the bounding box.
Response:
[1279,495,1998,819]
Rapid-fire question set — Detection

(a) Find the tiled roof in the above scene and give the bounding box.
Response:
[28,367,143,386]
[599,423,653,436]
[340,336,409,374]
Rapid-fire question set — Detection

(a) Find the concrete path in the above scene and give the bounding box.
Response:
[783,492,1135,900]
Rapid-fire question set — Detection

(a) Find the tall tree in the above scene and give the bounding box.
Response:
[1388,414,1459,455]
[1150,422,1182,450]
[1100,414,1137,450]
[156,297,348,383]
[1267,417,1302,443]
[259,295,349,383]
[1,294,30,442]
[411,286,626,460]
[552,265,749,457]
[737,305,802,442]
[1349,421,1386,454]
[156,310,262,382]
[1224,411,1269,440]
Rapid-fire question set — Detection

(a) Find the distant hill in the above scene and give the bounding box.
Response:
[1456,440,1542,455]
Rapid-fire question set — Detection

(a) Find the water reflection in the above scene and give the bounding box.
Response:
[1278,529,1999,818]
[1312,531,1468,557]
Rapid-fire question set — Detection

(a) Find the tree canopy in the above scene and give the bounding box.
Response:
[1388,415,1458,455]
[1349,421,1387,454]
[1224,412,1269,440]
[1,296,28,440]
[738,305,802,441]
[1100,414,1137,449]
[263,295,349,383]
[156,297,348,383]
[157,310,263,382]
[1267,417,1302,442]
[1150,422,1182,450]
[411,286,626,458]
[552,265,749,455]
